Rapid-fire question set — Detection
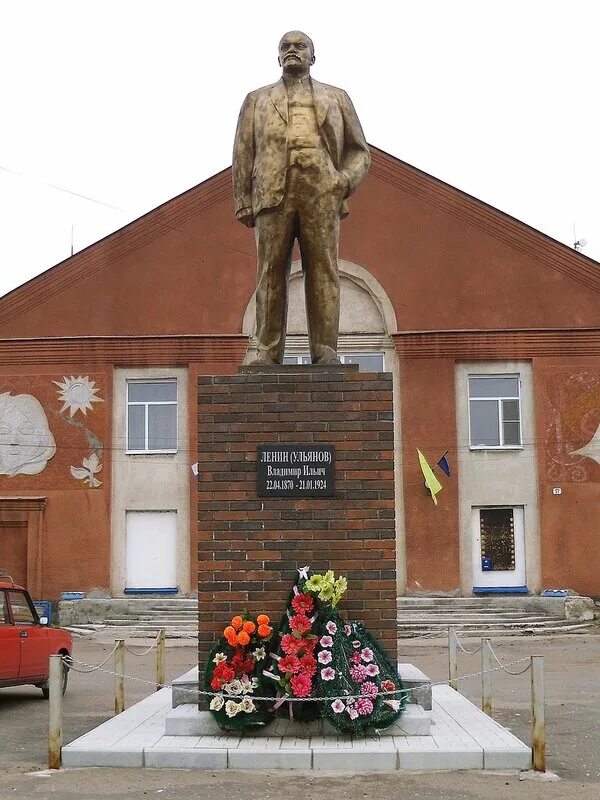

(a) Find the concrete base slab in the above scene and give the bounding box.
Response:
[62,680,530,772]
[165,703,430,737]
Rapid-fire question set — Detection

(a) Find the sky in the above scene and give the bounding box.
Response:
[1,0,599,300]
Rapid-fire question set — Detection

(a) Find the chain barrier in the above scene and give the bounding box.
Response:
[62,643,118,673]
[61,653,531,703]
[488,646,532,676]
[124,631,162,657]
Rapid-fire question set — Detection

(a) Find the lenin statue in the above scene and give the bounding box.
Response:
[233,31,371,365]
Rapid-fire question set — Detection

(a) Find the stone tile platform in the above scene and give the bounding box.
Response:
[62,683,531,771]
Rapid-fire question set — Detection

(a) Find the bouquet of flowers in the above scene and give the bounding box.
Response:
[204,613,274,731]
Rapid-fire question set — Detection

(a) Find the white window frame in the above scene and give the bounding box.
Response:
[126,379,178,455]
[468,374,522,450]
[283,352,386,371]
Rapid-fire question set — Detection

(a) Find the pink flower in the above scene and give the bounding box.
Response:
[344,624,352,636]
[320,667,336,681]
[299,654,317,677]
[326,621,337,635]
[356,697,374,716]
[360,648,374,663]
[365,663,380,677]
[290,673,312,698]
[381,679,396,693]
[290,614,312,635]
[331,699,345,713]
[352,640,361,649]
[317,649,332,664]
[280,634,303,655]
[360,681,379,698]
[278,655,301,674]
[292,594,314,614]
[350,664,368,683]
[347,706,359,720]
[319,635,333,648]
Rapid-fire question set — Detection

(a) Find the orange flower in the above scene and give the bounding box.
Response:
[224,625,237,639]
[257,624,272,638]
[242,620,256,634]
[257,614,270,626]
[237,630,250,646]
[225,634,239,647]
[231,616,243,631]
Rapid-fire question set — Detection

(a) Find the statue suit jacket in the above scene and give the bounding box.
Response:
[232,78,371,223]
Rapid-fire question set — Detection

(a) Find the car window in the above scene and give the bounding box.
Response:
[7,590,36,625]
[0,591,9,624]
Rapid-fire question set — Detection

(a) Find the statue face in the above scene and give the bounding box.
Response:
[0,393,56,477]
[278,31,314,75]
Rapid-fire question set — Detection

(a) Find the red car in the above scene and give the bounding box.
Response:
[0,574,72,698]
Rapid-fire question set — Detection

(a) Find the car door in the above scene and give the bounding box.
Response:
[6,590,49,680]
[0,589,20,681]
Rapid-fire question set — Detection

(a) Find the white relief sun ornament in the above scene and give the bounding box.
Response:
[54,376,103,417]
[570,422,600,466]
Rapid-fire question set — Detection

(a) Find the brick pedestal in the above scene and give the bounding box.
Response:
[197,366,396,669]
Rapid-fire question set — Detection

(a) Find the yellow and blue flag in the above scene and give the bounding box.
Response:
[417,449,443,505]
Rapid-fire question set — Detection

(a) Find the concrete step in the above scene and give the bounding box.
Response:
[398,622,594,638]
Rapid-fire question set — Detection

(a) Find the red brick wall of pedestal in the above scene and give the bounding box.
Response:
[196,367,397,668]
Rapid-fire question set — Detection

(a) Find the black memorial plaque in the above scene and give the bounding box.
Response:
[257,444,335,498]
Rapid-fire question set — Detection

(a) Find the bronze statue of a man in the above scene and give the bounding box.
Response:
[233,31,370,365]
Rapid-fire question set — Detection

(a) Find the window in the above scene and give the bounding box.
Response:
[468,375,521,448]
[7,590,36,624]
[283,353,385,372]
[1,592,9,624]
[127,381,177,453]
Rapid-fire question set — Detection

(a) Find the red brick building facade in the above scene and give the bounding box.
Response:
[1,147,599,603]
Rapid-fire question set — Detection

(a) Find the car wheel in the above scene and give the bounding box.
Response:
[40,658,69,699]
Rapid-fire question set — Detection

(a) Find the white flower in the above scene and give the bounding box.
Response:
[383,699,401,712]
[325,621,338,635]
[251,677,259,688]
[321,667,336,681]
[225,700,240,717]
[317,649,332,664]
[360,648,374,663]
[209,694,224,711]
[240,697,256,713]
[344,624,352,636]
[319,635,333,648]
[331,699,345,713]
[212,652,227,664]
[347,706,359,720]
[253,647,266,661]
[70,452,103,488]
[240,676,253,694]
[352,640,361,649]
[224,679,243,696]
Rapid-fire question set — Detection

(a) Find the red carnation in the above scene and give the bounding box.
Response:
[281,634,303,655]
[210,677,221,691]
[290,614,312,635]
[298,653,317,677]
[292,593,314,614]
[278,655,301,674]
[290,673,312,698]
[213,663,234,682]
[381,679,396,693]
[303,637,318,652]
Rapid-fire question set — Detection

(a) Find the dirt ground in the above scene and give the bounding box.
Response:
[1,632,599,800]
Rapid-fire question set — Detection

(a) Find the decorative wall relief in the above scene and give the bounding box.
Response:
[0,392,57,476]
[70,452,103,488]
[54,376,103,417]
[544,370,600,482]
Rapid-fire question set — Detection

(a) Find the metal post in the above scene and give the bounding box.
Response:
[115,639,125,715]
[531,655,546,772]
[481,638,493,716]
[48,655,63,769]
[156,629,166,692]
[448,626,458,691]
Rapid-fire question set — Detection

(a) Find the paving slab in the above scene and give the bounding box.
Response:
[61,680,531,772]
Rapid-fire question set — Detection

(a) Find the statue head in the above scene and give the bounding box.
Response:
[0,392,56,477]
[278,31,315,77]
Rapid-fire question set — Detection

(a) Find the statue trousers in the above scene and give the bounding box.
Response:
[254,155,342,363]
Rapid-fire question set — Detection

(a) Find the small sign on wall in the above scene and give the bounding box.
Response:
[257,444,335,498]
